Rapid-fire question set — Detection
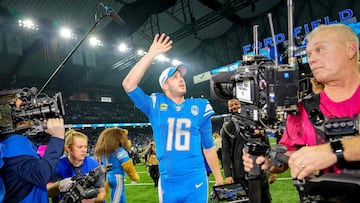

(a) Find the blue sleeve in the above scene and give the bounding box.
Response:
[201,99,215,149]
[117,147,131,164]
[15,137,64,185]
[201,118,214,149]
[85,157,100,172]
[127,86,153,117]
[203,99,215,120]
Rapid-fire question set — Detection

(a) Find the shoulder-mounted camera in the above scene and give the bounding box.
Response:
[0,87,65,136]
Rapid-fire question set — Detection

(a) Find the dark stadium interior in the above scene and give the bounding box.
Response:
[0,0,359,147]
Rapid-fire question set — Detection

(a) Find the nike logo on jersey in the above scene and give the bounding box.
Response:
[195,182,203,188]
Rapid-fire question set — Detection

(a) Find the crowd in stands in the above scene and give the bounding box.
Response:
[64,99,227,124]
[64,100,149,124]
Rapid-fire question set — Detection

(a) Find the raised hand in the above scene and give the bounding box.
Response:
[147,33,173,58]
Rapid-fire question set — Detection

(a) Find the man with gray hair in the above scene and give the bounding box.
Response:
[243,23,360,202]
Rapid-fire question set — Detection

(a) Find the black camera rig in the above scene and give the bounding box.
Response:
[211,56,299,121]
[266,144,360,203]
[0,87,65,136]
[60,165,108,203]
[210,4,300,202]
[210,0,360,201]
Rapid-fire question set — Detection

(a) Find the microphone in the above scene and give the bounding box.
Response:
[99,3,126,27]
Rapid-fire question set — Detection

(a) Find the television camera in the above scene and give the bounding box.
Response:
[210,1,310,202]
[214,48,302,203]
[210,21,360,203]
[210,29,300,169]
[0,87,65,136]
[60,165,110,203]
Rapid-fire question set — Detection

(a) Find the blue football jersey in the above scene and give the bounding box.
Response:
[127,87,215,181]
[101,147,130,177]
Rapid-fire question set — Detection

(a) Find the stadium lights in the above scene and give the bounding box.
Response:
[137,49,146,56]
[172,59,182,66]
[118,43,128,52]
[89,36,103,47]
[156,54,169,62]
[18,19,39,30]
[59,28,73,39]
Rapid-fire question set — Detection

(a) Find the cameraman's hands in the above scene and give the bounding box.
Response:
[58,177,74,192]
[45,118,65,139]
[225,176,234,184]
[81,198,96,203]
[242,151,269,172]
[288,145,336,179]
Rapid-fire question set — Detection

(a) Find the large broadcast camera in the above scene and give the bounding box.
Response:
[210,16,300,169]
[60,165,109,203]
[210,52,299,124]
[210,21,300,201]
[0,87,65,136]
[210,2,360,200]
[210,32,300,203]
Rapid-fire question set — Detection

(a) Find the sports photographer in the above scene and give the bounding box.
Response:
[145,140,159,188]
[221,98,272,203]
[243,23,360,202]
[47,129,106,203]
[0,118,65,203]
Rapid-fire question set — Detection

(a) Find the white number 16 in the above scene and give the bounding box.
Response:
[166,118,191,151]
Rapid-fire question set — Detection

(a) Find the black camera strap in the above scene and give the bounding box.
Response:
[302,93,327,144]
[302,93,360,142]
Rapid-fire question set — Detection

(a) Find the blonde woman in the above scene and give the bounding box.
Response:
[47,129,106,203]
[94,128,139,203]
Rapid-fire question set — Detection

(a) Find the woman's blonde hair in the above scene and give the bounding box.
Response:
[94,127,130,161]
[64,129,88,152]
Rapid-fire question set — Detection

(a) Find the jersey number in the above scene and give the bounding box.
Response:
[166,118,191,151]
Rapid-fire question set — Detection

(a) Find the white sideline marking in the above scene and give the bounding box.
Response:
[124,177,293,186]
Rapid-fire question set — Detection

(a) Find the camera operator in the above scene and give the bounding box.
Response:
[243,23,360,201]
[47,129,106,203]
[221,98,272,202]
[0,118,65,203]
